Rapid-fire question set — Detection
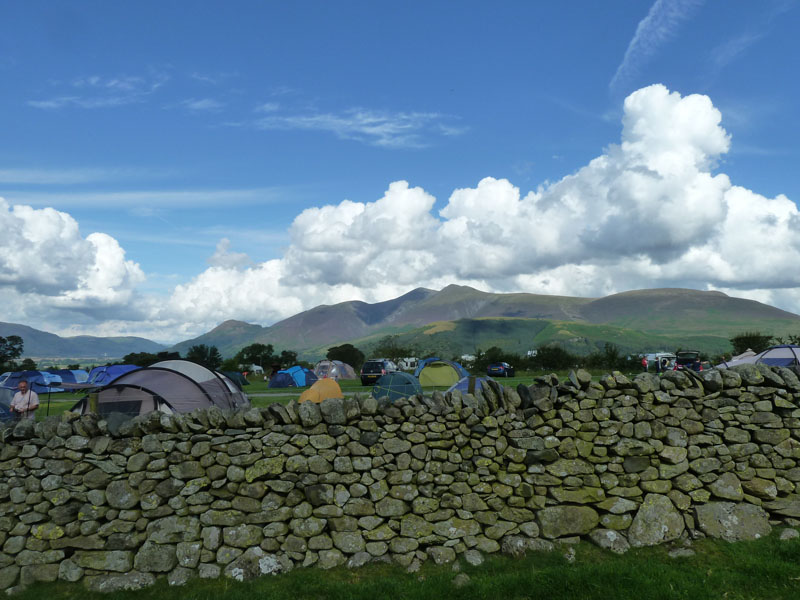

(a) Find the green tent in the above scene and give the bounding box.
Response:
[418,360,462,387]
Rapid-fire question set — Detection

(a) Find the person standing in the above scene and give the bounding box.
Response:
[10,380,39,420]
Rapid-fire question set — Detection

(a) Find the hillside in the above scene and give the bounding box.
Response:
[0,322,165,361]
[170,286,800,360]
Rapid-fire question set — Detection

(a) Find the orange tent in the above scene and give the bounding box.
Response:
[299,378,343,403]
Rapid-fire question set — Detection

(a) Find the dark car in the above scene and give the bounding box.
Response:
[487,362,515,377]
[360,359,398,385]
[674,351,702,372]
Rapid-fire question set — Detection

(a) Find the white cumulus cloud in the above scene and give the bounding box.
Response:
[4,84,800,342]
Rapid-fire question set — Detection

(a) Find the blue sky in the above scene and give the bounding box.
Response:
[1,0,799,343]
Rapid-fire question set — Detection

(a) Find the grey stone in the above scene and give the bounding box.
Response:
[224,547,285,580]
[85,571,156,592]
[134,541,178,572]
[589,529,630,554]
[628,494,684,547]
[694,502,771,542]
[538,506,599,539]
[106,479,139,509]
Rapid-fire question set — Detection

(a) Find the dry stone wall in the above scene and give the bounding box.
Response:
[3,363,800,592]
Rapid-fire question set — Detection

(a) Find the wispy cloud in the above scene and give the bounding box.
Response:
[254,108,462,148]
[254,102,280,113]
[180,98,225,112]
[0,166,172,185]
[3,186,304,209]
[27,72,169,110]
[711,32,763,69]
[610,0,704,92]
[189,71,237,85]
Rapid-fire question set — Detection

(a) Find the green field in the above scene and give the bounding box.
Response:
[10,534,800,600]
[26,369,638,420]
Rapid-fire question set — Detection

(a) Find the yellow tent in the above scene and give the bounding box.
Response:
[418,361,461,387]
[299,378,343,403]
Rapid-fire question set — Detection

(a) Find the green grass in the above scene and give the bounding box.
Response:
[13,534,800,600]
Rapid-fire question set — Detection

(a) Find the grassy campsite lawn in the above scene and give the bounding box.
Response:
[13,533,800,600]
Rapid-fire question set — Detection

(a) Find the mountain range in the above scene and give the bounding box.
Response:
[0,322,165,364]
[5,286,800,363]
[170,285,800,359]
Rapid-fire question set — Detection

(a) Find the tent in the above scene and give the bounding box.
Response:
[447,376,496,395]
[417,360,469,387]
[87,365,141,386]
[0,370,63,394]
[314,360,357,381]
[0,388,13,423]
[46,369,89,384]
[150,360,250,409]
[268,365,318,388]
[718,345,800,369]
[414,357,442,378]
[299,378,343,403]
[71,361,250,417]
[221,371,250,388]
[372,372,423,402]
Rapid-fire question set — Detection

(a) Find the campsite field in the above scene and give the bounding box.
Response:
[30,369,643,419]
[11,533,800,600]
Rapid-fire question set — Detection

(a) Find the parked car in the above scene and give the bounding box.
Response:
[487,362,515,377]
[360,359,398,385]
[674,351,702,372]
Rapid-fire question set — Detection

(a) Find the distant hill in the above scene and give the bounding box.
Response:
[170,286,800,360]
[0,322,165,361]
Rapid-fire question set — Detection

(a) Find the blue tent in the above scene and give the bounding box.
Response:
[46,369,89,384]
[268,365,318,388]
[0,388,13,423]
[447,376,496,395]
[87,365,141,386]
[0,371,63,394]
[372,372,423,402]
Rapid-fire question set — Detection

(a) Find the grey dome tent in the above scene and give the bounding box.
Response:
[314,360,357,381]
[372,372,422,403]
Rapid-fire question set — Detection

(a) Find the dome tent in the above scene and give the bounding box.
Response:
[269,365,318,388]
[417,360,469,387]
[313,360,357,381]
[414,357,441,377]
[372,372,423,403]
[299,378,343,403]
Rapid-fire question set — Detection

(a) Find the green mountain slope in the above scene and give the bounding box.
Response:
[170,286,800,360]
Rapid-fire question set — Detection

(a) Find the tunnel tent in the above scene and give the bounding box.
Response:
[0,370,63,394]
[313,360,357,381]
[718,345,800,369]
[417,360,468,387]
[269,365,318,388]
[447,375,496,396]
[46,369,89,384]
[86,365,141,387]
[151,360,250,410]
[0,388,13,423]
[70,365,246,418]
[371,371,423,403]
[299,378,344,403]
